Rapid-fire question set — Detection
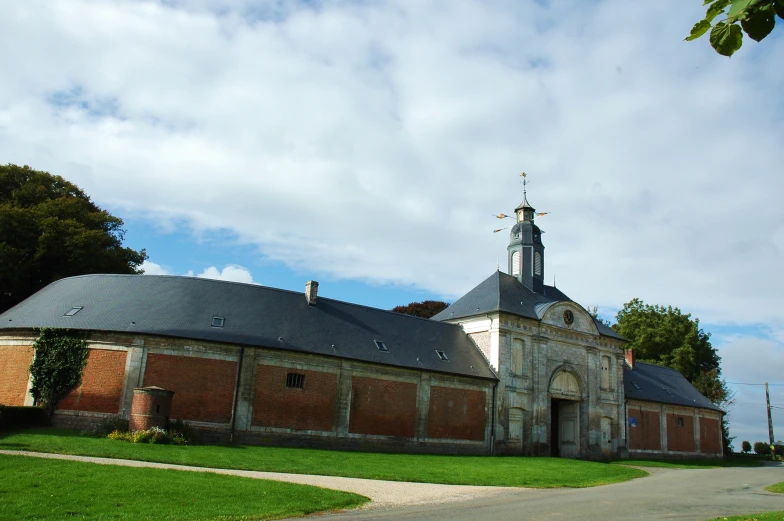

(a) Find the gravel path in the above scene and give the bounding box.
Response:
[0,450,527,510]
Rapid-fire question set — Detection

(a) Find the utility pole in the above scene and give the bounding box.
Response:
[766,382,776,460]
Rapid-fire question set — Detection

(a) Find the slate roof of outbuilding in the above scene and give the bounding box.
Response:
[0,274,498,381]
[431,270,625,340]
[624,362,723,413]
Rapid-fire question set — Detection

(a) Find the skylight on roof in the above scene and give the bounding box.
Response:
[435,350,449,361]
[64,306,83,317]
[632,382,641,391]
[664,388,673,395]
[211,316,225,328]
[374,340,388,352]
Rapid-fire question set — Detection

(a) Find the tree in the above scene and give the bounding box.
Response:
[0,164,147,313]
[741,440,752,453]
[686,0,783,57]
[29,328,89,414]
[585,304,611,327]
[392,300,449,319]
[613,298,735,455]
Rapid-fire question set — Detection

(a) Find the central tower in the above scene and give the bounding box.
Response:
[507,175,545,293]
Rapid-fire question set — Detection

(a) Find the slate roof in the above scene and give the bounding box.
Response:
[0,274,497,381]
[624,362,723,413]
[431,271,625,340]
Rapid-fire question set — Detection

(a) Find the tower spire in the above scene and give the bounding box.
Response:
[507,172,545,293]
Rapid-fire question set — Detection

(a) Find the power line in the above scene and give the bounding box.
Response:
[726,382,784,386]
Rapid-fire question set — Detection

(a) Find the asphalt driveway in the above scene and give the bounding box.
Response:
[312,462,783,521]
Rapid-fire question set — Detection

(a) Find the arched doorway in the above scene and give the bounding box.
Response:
[549,370,582,458]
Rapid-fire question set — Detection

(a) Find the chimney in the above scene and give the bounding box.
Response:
[305,280,319,305]
[625,349,635,369]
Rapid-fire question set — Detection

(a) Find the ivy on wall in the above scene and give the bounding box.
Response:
[29,328,89,414]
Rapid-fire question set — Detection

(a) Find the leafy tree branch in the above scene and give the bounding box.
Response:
[686,0,784,57]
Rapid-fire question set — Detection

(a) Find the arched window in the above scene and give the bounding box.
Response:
[511,251,521,276]
[534,252,542,276]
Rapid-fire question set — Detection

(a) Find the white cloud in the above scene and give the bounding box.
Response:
[0,0,781,326]
[195,265,255,284]
[140,260,170,275]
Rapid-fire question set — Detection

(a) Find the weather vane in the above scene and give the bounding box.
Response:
[492,172,549,233]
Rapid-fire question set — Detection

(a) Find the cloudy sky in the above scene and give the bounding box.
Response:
[1,0,781,446]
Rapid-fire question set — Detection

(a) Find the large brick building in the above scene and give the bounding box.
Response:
[0,189,723,458]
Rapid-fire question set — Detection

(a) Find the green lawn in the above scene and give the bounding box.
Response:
[0,453,367,521]
[613,458,763,469]
[0,428,646,488]
[707,513,784,520]
[767,482,784,494]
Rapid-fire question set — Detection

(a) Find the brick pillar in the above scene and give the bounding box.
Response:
[129,387,174,431]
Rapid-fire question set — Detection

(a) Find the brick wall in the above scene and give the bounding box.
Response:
[700,416,721,454]
[628,408,661,450]
[59,349,128,414]
[667,413,695,452]
[0,346,33,406]
[349,376,417,437]
[144,353,237,423]
[427,386,486,441]
[252,365,337,432]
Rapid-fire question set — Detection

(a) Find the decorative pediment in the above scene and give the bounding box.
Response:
[537,302,599,336]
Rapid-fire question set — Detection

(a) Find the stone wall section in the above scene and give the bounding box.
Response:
[0,330,493,454]
[627,400,723,458]
[143,353,238,424]
[427,385,486,441]
[628,402,661,451]
[59,348,128,414]
[0,343,34,406]
[252,364,337,432]
[349,376,418,437]
[456,312,626,458]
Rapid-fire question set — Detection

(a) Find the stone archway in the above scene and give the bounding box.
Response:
[549,369,582,458]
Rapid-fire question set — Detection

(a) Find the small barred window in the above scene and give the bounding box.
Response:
[286,373,305,389]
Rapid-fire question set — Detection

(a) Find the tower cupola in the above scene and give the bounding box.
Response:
[507,174,545,293]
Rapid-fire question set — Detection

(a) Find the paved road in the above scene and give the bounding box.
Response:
[312,463,784,521]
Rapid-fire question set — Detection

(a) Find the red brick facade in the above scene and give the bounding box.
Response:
[59,349,128,413]
[628,408,661,451]
[700,416,721,454]
[0,346,33,406]
[666,413,695,452]
[251,365,337,431]
[349,376,417,437]
[144,354,237,423]
[427,386,486,441]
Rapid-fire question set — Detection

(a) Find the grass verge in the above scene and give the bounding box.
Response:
[707,513,784,520]
[613,458,763,469]
[0,453,367,521]
[0,428,646,488]
[766,482,784,494]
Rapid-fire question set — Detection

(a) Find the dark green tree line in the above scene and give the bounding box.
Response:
[0,164,147,313]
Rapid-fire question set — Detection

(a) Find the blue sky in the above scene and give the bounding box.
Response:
[1,0,782,446]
